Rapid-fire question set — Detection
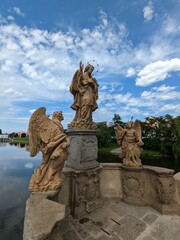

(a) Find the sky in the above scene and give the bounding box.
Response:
[0,0,180,133]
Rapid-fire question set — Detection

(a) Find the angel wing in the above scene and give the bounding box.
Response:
[69,62,84,95]
[114,124,125,144]
[134,120,142,140]
[28,107,52,157]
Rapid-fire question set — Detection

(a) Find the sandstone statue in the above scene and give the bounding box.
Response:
[28,107,70,192]
[114,120,144,167]
[70,61,99,129]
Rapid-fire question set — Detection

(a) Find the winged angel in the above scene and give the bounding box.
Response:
[114,120,144,167]
[28,107,70,192]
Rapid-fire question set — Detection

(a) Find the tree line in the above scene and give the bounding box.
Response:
[97,114,180,160]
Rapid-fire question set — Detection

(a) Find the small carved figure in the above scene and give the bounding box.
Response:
[28,107,70,192]
[114,120,144,167]
[70,61,99,129]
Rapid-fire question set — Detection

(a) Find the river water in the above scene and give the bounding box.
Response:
[0,143,41,240]
[0,143,179,240]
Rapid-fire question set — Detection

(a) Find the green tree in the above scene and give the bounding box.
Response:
[0,129,2,134]
[97,123,112,147]
[112,114,123,125]
[142,114,176,155]
[173,116,180,160]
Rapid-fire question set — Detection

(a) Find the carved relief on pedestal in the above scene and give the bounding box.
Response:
[73,168,102,215]
[81,136,98,162]
[155,178,174,204]
[122,173,144,201]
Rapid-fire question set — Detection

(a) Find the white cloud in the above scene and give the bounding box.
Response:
[7,15,15,21]
[126,67,136,77]
[13,7,25,17]
[24,163,33,169]
[136,58,180,86]
[143,2,154,22]
[152,85,176,92]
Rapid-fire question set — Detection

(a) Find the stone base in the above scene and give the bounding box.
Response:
[66,129,99,170]
[23,190,66,240]
[122,166,146,205]
[70,166,103,219]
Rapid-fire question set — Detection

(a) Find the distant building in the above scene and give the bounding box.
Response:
[18,131,28,138]
[0,134,9,142]
[96,121,114,127]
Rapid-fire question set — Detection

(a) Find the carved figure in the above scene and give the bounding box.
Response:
[114,120,144,167]
[70,61,99,129]
[28,107,70,192]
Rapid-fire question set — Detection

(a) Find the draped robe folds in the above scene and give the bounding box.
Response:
[70,69,98,127]
[29,128,69,192]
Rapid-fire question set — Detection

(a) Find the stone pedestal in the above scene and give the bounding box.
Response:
[122,166,145,205]
[66,129,99,170]
[70,166,103,219]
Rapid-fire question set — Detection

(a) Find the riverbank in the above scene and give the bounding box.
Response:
[11,137,29,144]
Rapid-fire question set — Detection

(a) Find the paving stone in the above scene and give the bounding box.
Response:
[112,214,146,240]
[149,216,180,240]
[70,219,90,239]
[96,234,111,240]
[142,214,158,225]
[61,229,81,240]
[86,205,120,230]
[108,200,159,219]
[55,218,74,235]
[81,220,104,239]
[142,237,154,240]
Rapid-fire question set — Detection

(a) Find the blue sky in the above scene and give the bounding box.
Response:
[0,0,179,133]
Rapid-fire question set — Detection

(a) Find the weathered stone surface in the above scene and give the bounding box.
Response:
[100,163,123,199]
[61,230,81,240]
[66,129,99,170]
[71,167,103,218]
[142,214,158,225]
[112,214,146,240]
[23,191,66,240]
[148,215,180,240]
[173,172,180,212]
[121,166,145,205]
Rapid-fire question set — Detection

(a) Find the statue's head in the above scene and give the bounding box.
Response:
[84,64,94,74]
[125,122,132,129]
[52,111,64,121]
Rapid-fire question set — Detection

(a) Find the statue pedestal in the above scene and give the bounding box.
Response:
[66,129,99,170]
[70,166,103,219]
[64,129,102,218]
[121,166,145,205]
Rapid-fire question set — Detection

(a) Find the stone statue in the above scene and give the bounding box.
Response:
[28,107,70,192]
[114,120,144,167]
[70,61,99,129]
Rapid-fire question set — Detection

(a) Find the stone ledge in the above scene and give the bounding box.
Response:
[23,191,66,240]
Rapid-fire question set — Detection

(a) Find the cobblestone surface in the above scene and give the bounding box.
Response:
[52,199,180,240]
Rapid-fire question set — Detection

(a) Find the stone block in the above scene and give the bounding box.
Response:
[66,130,99,170]
[23,191,66,240]
[100,163,123,199]
[70,167,103,219]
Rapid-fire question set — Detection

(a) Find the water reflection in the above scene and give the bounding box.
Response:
[0,143,41,240]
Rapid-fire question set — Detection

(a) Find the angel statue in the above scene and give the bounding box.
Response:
[114,120,144,167]
[28,107,70,192]
[69,61,99,129]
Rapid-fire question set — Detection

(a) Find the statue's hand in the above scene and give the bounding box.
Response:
[137,140,144,146]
